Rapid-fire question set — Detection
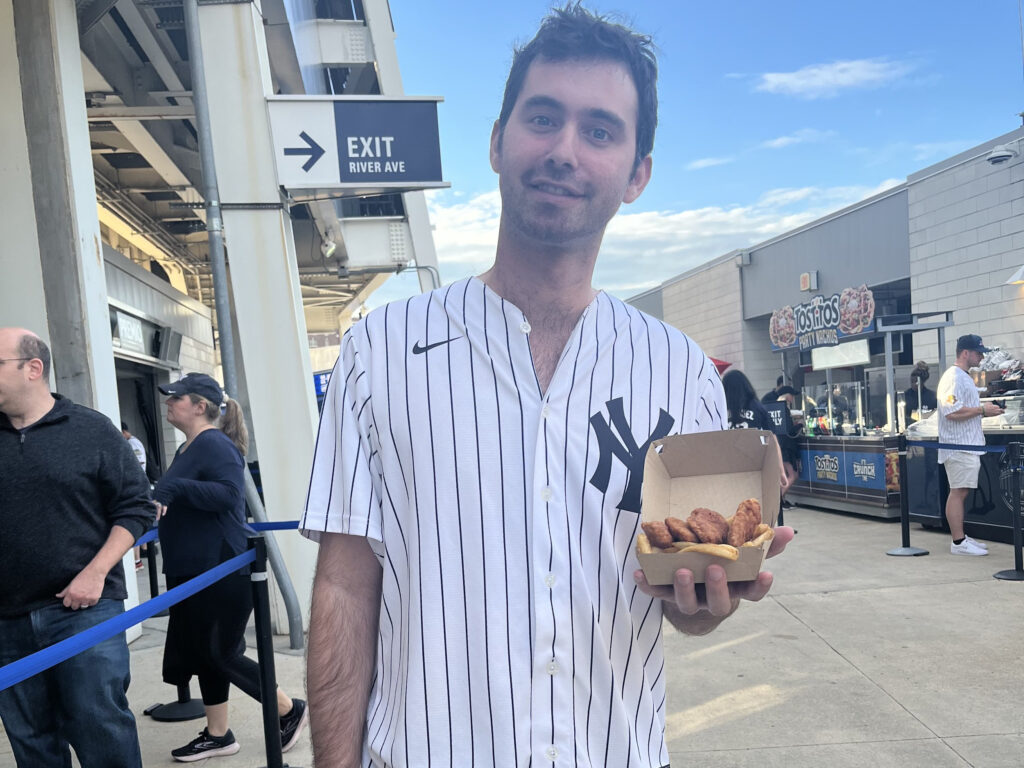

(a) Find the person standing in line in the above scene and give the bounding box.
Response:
[0,327,153,768]
[903,361,937,426]
[760,374,785,404]
[152,373,308,761]
[300,6,793,767]
[122,421,149,570]
[937,334,1003,556]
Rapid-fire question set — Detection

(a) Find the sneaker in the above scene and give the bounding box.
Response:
[965,535,988,550]
[280,698,308,753]
[951,538,988,556]
[171,728,240,762]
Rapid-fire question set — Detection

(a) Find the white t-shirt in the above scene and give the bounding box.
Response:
[127,435,146,471]
[301,277,726,768]
[936,365,983,461]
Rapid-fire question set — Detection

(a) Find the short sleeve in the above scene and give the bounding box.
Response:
[937,370,964,417]
[300,328,382,543]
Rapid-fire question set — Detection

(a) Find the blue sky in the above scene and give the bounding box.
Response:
[365,0,1024,307]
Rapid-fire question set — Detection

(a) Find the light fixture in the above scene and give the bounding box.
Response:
[986,140,1020,165]
[320,238,337,259]
[1005,265,1024,284]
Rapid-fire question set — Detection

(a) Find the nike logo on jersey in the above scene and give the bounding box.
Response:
[412,336,462,355]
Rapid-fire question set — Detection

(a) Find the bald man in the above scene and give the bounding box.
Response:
[0,328,154,768]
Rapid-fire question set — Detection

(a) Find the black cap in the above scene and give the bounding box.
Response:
[159,373,224,404]
[775,385,798,397]
[956,334,990,354]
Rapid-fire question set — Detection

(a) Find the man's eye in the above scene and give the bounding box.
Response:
[591,128,611,141]
[531,115,554,127]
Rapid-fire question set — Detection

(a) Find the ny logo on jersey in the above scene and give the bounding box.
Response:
[589,397,675,512]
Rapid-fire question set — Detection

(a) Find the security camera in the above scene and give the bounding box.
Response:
[986,143,1019,165]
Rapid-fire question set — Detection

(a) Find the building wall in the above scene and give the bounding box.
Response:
[908,128,1024,364]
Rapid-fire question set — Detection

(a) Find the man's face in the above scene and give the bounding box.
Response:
[0,331,31,414]
[490,57,652,248]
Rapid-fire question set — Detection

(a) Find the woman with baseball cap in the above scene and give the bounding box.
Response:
[153,373,307,761]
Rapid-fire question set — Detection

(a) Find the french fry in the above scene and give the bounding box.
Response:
[745,528,775,548]
[637,534,653,554]
[678,542,739,561]
[753,523,771,537]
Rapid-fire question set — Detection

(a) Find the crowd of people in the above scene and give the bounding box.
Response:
[0,329,307,766]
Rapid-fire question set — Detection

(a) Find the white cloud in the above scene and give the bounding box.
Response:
[756,57,915,99]
[686,156,734,170]
[760,128,836,149]
[355,179,903,308]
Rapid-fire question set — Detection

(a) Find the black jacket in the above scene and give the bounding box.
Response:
[0,395,155,617]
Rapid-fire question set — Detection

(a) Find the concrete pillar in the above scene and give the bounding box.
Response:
[9,0,119,419]
[0,0,48,340]
[196,1,319,623]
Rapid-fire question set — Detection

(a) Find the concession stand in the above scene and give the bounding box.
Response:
[766,283,954,518]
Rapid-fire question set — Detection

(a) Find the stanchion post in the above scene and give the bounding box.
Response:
[994,442,1024,581]
[888,434,928,557]
[249,534,287,768]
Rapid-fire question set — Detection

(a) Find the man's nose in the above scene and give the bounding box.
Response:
[545,126,579,170]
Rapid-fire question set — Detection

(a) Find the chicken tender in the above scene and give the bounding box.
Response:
[727,498,762,547]
[665,516,698,543]
[686,507,729,544]
[640,520,674,549]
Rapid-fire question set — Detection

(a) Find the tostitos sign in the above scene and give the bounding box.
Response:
[768,284,875,351]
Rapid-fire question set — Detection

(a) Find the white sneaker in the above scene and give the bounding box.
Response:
[965,536,988,550]
[951,538,988,556]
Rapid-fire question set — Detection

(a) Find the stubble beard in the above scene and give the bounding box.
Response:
[499,171,615,249]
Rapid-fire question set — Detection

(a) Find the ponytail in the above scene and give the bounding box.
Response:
[219,397,249,456]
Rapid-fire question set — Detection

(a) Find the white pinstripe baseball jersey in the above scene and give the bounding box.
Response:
[936,365,984,461]
[301,276,726,767]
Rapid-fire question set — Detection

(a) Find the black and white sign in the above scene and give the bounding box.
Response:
[267,96,447,191]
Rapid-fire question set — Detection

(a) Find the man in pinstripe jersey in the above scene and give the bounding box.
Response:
[937,334,1003,556]
[302,5,794,767]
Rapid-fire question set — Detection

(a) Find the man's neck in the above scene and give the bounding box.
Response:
[482,229,600,320]
[955,355,971,373]
[6,392,56,430]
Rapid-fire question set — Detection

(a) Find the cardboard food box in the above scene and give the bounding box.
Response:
[637,429,782,585]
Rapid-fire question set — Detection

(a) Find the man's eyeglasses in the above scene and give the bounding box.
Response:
[0,357,31,365]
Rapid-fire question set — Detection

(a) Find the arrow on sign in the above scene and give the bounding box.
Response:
[283,131,325,172]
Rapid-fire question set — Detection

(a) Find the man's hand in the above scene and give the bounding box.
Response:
[57,565,106,610]
[633,525,795,634]
[153,500,168,520]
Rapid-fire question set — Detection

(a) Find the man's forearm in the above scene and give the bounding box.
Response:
[85,525,137,578]
[307,534,383,768]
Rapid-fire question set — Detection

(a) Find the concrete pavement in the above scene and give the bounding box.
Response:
[3,505,1023,766]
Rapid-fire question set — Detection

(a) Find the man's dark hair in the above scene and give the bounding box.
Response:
[776,375,784,387]
[18,334,50,378]
[496,2,658,173]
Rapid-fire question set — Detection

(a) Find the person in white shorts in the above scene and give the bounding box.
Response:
[936,334,1004,556]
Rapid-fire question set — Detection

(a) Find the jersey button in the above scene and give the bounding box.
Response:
[545,746,559,760]
[544,572,556,588]
[546,659,559,675]
[540,486,552,502]
[519,321,531,334]
[542,405,551,419]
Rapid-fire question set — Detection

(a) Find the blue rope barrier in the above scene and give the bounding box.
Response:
[906,440,1007,454]
[250,520,299,532]
[0,549,255,693]
[136,528,159,546]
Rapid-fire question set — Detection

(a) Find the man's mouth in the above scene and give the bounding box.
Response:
[530,180,584,198]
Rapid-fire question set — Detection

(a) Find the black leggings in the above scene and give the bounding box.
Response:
[163,572,262,706]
